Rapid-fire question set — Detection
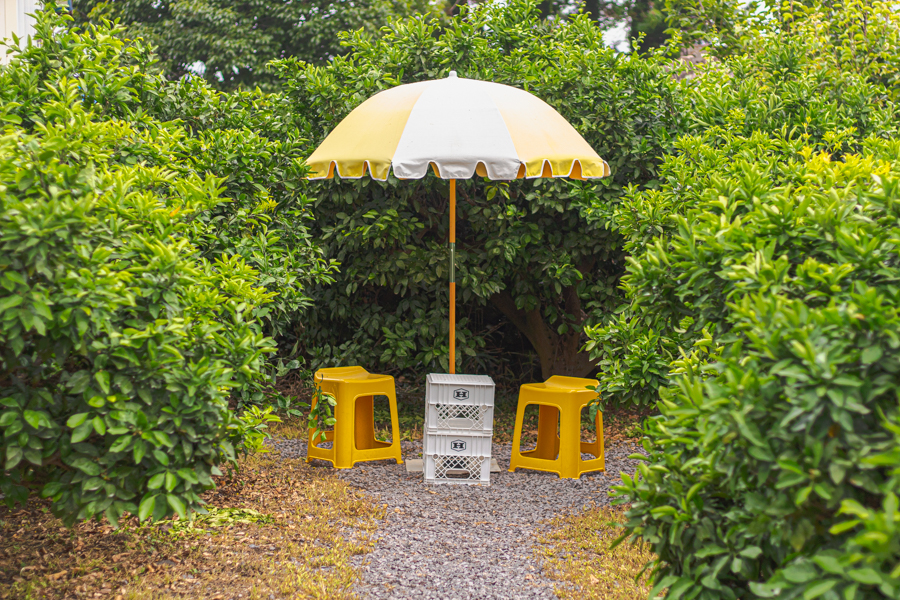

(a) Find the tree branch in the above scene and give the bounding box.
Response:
[489,290,527,335]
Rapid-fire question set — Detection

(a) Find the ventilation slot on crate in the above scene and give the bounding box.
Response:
[426,454,490,485]
[435,404,489,430]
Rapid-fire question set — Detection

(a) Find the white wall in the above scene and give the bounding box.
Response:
[1,0,40,64]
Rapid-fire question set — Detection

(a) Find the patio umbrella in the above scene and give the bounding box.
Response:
[306,71,610,374]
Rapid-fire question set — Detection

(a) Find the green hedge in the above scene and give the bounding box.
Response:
[608,3,900,598]
[588,1,900,408]
[617,135,900,599]
[73,0,446,92]
[0,6,328,525]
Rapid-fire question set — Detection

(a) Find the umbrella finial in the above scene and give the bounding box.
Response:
[448,71,457,78]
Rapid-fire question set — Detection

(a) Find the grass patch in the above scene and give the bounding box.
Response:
[0,453,385,600]
[537,505,657,600]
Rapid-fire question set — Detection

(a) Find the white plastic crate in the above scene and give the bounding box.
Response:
[426,373,495,406]
[425,374,495,434]
[423,431,492,485]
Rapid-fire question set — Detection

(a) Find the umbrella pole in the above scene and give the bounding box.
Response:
[449,179,456,374]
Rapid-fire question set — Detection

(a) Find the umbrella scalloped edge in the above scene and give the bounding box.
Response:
[306,157,611,181]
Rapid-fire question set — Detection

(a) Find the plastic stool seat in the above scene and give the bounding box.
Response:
[307,366,403,469]
[508,375,604,479]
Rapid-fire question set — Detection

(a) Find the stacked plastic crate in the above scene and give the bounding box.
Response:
[423,374,495,485]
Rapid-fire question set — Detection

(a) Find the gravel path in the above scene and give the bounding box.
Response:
[270,437,642,599]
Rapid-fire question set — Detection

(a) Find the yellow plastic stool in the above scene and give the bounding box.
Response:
[508,375,604,479]
[307,366,403,469]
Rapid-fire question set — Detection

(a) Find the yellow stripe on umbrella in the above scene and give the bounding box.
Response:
[306,71,610,373]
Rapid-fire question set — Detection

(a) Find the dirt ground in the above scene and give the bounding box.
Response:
[0,453,383,600]
[0,397,653,600]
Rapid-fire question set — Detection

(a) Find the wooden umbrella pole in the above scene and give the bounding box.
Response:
[449,179,456,375]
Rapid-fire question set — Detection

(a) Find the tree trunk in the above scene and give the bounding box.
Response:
[490,288,597,381]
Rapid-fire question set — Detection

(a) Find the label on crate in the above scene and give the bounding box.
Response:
[452,388,470,400]
[450,439,467,452]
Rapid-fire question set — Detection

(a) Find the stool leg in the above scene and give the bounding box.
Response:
[387,388,404,465]
[354,395,376,450]
[508,400,528,472]
[578,405,606,476]
[534,405,560,461]
[596,408,605,471]
[333,391,356,469]
[558,404,582,479]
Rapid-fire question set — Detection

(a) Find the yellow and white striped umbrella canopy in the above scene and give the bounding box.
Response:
[306,71,610,181]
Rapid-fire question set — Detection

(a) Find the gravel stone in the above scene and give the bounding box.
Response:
[269,437,641,599]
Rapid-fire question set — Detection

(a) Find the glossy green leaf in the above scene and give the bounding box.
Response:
[66,412,90,428]
[138,495,157,521]
[22,410,43,429]
[166,494,187,520]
